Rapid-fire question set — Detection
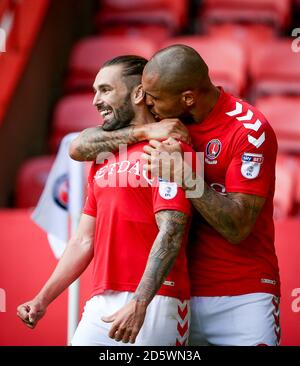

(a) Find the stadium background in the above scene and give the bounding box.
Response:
[0,0,299,345]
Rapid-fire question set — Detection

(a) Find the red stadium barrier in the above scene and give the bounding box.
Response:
[0,209,299,345]
[0,209,92,345]
[275,218,300,345]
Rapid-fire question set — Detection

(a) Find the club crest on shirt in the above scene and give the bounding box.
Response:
[241,153,264,179]
[205,139,222,164]
[159,181,178,200]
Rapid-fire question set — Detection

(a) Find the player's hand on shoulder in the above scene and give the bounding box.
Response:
[142,138,185,184]
[144,118,191,144]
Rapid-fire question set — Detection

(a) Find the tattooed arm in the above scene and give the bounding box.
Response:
[69,125,140,161]
[101,210,189,344]
[190,186,265,244]
[133,210,188,305]
[69,119,190,161]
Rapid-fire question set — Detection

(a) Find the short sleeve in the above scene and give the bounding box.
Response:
[82,164,97,217]
[151,141,193,216]
[225,122,277,198]
[152,179,191,216]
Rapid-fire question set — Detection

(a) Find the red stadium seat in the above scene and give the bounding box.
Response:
[200,0,291,30]
[161,36,247,96]
[256,96,300,153]
[250,40,300,99]
[49,94,102,152]
[96,0,188,33]
[206,23,275,56]
[66,36,157,93]
[15,155,55,208]
[274,154,298,219]
[98,24,171,45]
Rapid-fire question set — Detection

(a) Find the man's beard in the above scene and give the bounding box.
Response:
[101,95,135,131]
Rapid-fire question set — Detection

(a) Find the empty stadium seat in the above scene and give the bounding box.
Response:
[96,0,188,33]
[200,0,291,30]
[49,94,102,152]
[274,154,298,219]
[250,40,300,99]
[98,24,171,45]
[256,96,300,153]
[66,36,157,93]
[206,23,275,56]
[15,154,92,209]
[161,36,247,96]
[15,155,55,208]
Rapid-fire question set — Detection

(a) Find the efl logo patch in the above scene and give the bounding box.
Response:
[159,181,178,200]
[206,139,222,160]
[241,153,264,179]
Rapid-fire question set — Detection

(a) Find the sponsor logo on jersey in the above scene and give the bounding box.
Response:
[205,139,222,161]
[242,153,264,164]
[241,153,263,179]
[53,173,68,210]
[159,181,178,200]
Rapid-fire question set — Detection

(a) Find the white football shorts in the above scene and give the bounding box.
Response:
[189,293,280,346]
[71,290,190,346]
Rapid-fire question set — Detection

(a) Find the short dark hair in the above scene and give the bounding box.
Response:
[102,55,148,78]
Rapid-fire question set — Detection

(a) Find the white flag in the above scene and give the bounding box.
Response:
[31,132,84,259]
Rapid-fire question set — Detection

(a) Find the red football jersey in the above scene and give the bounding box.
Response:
[83,142,191,300]
[187,88,280,296]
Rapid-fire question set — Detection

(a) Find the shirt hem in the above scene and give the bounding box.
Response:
[82,209,96,217]
[91,283,190,301]
[191,285,280,297]
[153,205,191,216]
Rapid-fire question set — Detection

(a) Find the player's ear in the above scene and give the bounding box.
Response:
[132,84,145,105]
[181,90,195,107]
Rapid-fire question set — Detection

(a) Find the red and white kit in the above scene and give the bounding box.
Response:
[187,88,280,346]
[72,142,191,346]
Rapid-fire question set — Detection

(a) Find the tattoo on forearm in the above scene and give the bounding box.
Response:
[75,126,139,161]
[133,210,188,305]
[190,182,265,244]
